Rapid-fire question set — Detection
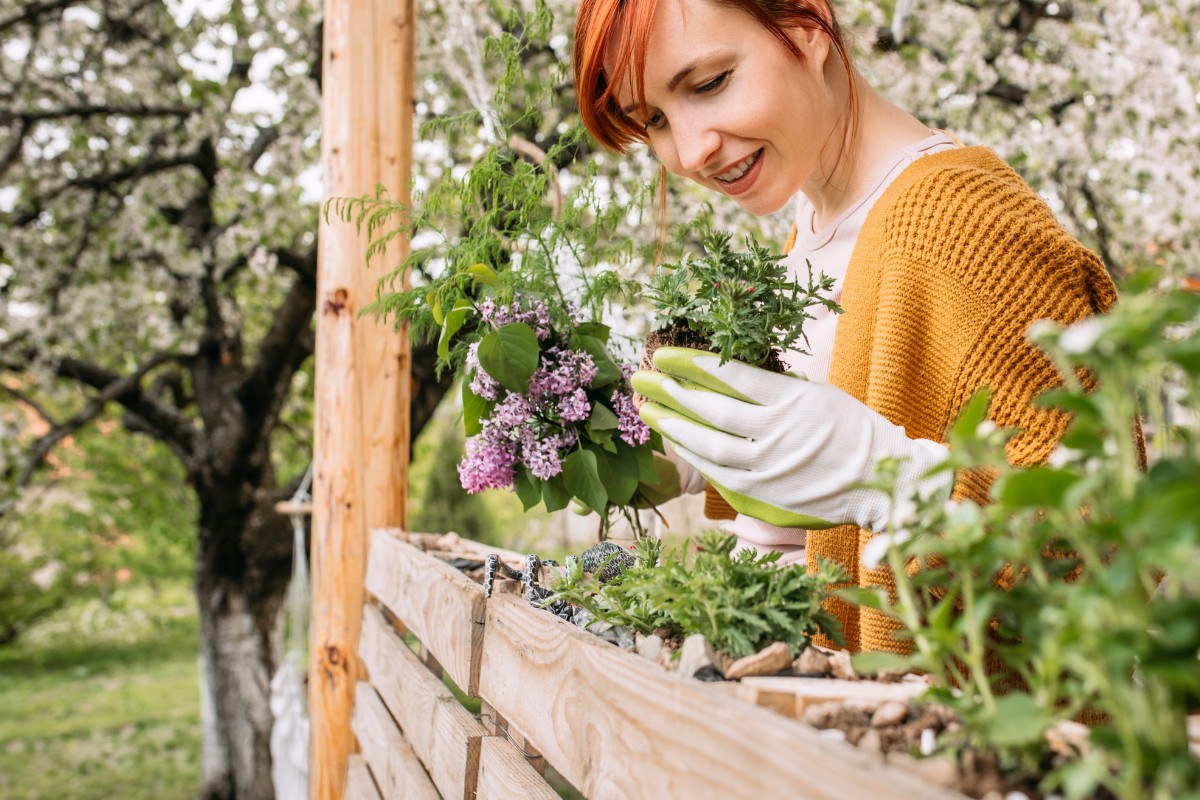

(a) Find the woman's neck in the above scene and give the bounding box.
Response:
[804,76,931,230]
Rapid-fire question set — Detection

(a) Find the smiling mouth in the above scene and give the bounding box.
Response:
[715,149,762,183]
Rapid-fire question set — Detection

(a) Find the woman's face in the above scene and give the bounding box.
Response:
[606,0,839,216]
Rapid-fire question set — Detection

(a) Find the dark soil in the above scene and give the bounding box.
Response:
[642,317,789,375]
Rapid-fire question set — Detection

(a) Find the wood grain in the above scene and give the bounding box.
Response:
[345,755,382,800]
[312,0,416,794]
[479,594,970,800]
[365,529,485,694]
[476,737,560,800]
[360,604,486,800]
[736,675,929,718]
[351,683,439,800]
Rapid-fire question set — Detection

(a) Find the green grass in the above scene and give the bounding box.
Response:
[0,582,201,800]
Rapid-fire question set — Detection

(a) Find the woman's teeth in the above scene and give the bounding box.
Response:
[716,150,760,182]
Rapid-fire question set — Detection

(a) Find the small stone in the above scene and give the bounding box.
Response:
[841,698,884,715]
[635,634,664,663]
[870,700,909,728]
[725,642,793,679]
[911,755,959,788]
[714,649,735,675]
[919,727,937,756]
[828,649,858,681]
[436,532,462,549]
[1044,720,1089,757]
[677,633,722,681]
[857,729,882,754]
[800,700,843,728]
[816,728,846,744]
[793,646,832,676]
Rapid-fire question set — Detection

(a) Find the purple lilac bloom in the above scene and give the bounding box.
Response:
[458,432,518,493]
[528,347,598,400]
[479,294,553,340]
[520,432,565,480]
[612,386,651,446]
[465,342,500,401]
[557,388,591,422]
[492,393,535,428]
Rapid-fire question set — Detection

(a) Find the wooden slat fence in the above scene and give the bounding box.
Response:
[345,528,971,800]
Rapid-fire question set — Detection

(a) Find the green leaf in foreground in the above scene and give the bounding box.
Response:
[563,448,608,513]
[477,322,539,393]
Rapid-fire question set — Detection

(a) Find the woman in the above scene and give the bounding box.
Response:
[575,0,1120,653]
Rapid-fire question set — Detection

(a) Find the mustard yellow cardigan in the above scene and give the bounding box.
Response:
[705,146,1119,653]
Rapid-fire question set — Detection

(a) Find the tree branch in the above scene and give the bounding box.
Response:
[0,0,78,35]
[53,353,200,461]
[15,352,185,487]
[13,152,203,226]
[273,246,318,282]
[0,383,60,428]
[0,103,197,125]
[241,274,316,444]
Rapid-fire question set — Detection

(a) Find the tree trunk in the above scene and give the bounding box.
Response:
[195,493,293,800]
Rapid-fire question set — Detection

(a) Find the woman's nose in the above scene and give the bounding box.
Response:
[672,118,721,175]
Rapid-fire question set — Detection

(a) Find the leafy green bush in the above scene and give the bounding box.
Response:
[850,274,1200,799]
[646,229,841,367]
[323,2,670,537]
[549,530,846,658]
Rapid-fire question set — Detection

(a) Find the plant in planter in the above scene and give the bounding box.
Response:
[849,274,1200,800]
[324,4,668,539]
[548,530,847,658]
[643,229,842,373]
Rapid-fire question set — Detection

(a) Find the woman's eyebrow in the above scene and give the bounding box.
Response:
[618,57,711,115]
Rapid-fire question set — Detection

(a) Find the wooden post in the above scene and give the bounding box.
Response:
[312,0,415,796]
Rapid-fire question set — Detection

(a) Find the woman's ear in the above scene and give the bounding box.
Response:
[787,7,832,67]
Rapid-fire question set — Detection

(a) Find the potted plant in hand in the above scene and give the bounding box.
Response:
[643,228,841,374]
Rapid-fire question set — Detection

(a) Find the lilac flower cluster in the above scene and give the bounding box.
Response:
[477,295,553,340]
[459,344,601,493]
[613,363,651,446]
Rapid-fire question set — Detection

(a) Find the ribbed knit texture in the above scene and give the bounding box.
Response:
[710,147,1119,654]
[820,146,1118,652]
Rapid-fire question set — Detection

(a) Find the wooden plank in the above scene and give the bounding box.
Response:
[480,594,969,800]
[360,604,486,800]
[345,755,383,800]
[476,737,560,800]
[351,683,439,800]
[736,676,929,718]
[377,527,528,569]
[365,529,484,695]
[312,0,415,793]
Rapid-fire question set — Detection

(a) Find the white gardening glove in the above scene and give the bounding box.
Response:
[630,347,952,531]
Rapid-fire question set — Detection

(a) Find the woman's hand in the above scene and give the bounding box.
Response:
[631,347,952,531]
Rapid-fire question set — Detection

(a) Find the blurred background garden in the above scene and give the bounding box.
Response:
[1,0,1197,797]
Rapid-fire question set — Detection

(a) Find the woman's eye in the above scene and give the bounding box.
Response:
[697,72,728,93]
[644,111,665,130]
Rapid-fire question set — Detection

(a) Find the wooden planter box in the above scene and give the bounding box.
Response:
[347,528,970,800]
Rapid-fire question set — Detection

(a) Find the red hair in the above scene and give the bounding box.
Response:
[574,0,859,154]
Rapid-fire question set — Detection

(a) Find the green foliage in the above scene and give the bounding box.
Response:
[324,0,665,533]
[0,415,195,644]
[647,229,842,367]
[850,275,1200,799]
[549,530,846,659]
[0,582,200,800]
